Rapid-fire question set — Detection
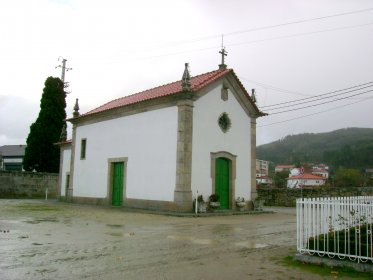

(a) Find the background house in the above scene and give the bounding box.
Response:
[275,165,295,173]
[256,175,273,185]
[287,173,326,188]
[0,145,25,171]
[256,159,269,177]
[366,168,373,179]
[311,168,329,179]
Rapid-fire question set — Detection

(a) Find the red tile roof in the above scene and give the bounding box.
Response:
[275,165,295,169]
[257,176,271,179]
[312,168,328,173]
[79,68,261,118]
[287,173,326,180]
[54,139,72,146]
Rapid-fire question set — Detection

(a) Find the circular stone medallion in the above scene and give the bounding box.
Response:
[218,112,231,133]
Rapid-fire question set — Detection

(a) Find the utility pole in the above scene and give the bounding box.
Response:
[55,57,72,92]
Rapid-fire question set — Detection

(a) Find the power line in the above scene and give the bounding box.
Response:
[223,7,373,38]
[262,82,373,108]
[239,76,311,97]
[268,89,373,115]
[126,21,373,64]
[137,7,373,50]
[263,83,373,110]
[257,96,373,128]
[225,22,373,49]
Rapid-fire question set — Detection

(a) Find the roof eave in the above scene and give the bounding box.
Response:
[67,90,190,125]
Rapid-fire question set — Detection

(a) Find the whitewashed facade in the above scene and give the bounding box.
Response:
[287,173,326,188]
[58,64,265,212]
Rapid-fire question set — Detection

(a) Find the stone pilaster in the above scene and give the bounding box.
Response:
[67,123,77,202]
[57,145,64,200]
[250,118,258,201]
[174,99,193,212]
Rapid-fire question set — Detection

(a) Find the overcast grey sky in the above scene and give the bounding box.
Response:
[1,0,373,146]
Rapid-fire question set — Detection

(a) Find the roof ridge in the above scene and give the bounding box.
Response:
[288,173,325,179]
[86,78,181,115]
[118,68,227,100]
[83,68,230,117]
[192,68,231,91]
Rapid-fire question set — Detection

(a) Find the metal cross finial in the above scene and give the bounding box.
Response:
[219,47,228,65]
[219,35,228,70]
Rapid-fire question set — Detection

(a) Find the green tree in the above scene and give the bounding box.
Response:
[334,167,363,188]
[23,77,66,172]
[273,171,289,188]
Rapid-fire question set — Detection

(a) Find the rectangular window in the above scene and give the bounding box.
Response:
[81,139,87,159]
[65,173,70,197]
[66,174,70,189]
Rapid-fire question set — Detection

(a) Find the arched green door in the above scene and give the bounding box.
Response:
[215,157,230,209]
[112,162,124,206]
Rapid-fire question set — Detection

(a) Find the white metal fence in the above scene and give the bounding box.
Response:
[297,196,373,263]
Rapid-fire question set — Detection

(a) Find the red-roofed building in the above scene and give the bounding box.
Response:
[256,175,273,185]
[311,168,329,179]
[287,173,326,188]
[275,165,295,173]
[58,63,265,212]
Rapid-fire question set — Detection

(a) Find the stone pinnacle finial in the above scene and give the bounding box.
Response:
[73,98,80,118]
[251,89,257,103]
[60,123,67,141]
[181,63,191,91]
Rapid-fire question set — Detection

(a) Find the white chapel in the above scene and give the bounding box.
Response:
[58,60,265,212]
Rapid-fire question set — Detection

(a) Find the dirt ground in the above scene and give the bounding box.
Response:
[0,199,365,280]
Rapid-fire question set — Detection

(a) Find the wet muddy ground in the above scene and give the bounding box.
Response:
[0,199,363,279]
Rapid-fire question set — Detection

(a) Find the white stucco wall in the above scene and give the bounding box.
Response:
[287,178,325,188]
[72,106,178,201]
[191,83,253,202]
[60,146,71,197]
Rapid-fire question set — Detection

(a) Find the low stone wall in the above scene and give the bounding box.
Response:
[0,171,59,199]
[257,186,373,207]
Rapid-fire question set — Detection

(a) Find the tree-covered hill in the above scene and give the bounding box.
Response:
[256,128,373,170]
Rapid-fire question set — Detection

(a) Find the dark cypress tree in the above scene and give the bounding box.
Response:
[23,77,66,172]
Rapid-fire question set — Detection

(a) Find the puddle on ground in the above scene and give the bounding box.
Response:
[106,224,124,228]
[105,232,124,237]
[192,238,216,245]
[24,217,58,224]
[167,235,217,245]
[105,231,134,237]
[19,235,30,239]
[211,224,234,233]
[234,241,268,249]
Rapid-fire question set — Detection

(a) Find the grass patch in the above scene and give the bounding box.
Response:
[15,204,60,212]
[283,256,373,279]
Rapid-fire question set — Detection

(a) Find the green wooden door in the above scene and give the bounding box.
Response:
[112,162,124,206]
[215,157,230,209]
